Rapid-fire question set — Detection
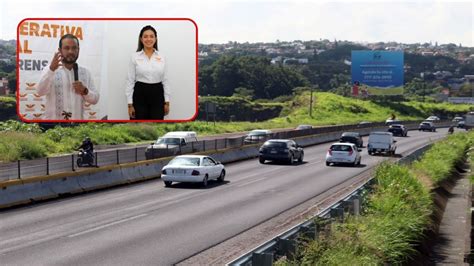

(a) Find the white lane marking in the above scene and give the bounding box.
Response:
[236,177,267,187]
[67,213,148,238]
[304,160,322,165]
[235,160,323,187]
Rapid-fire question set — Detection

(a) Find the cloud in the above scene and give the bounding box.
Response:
[2,0,472,46]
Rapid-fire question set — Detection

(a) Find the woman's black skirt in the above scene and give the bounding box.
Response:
[132,81,164,120]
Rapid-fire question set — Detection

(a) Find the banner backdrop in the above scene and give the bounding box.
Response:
[351,50,404,96]
[18,20,105,120]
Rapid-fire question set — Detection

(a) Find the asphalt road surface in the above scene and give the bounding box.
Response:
[0,129,449,265]
[0,131,254,181]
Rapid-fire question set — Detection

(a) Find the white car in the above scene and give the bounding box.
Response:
[426,116,440,121]
[326,143,362,166]
[295,124,312,130]
[244,129,273,144]
[161,155,225,187]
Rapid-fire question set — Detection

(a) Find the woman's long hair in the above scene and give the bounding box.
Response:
[136,25,158,52]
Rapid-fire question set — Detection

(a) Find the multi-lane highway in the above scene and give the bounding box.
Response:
[0,129,448,265]
[0,131,260,181]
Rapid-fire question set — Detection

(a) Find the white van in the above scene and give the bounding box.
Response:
[367,132,397,156]
[162,131,198,144]
[145,131,198,159]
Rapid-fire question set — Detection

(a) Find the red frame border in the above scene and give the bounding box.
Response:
[16,17,199,123]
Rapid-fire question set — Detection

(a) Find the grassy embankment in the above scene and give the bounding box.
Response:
[276,132,474,265]
[0,92,471,162]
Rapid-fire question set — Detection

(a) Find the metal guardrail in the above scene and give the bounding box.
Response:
[0,120,445,181]
[227,179,375,266]
[227,130,449,266]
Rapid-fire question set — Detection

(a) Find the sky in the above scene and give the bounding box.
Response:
[1,0,473,46]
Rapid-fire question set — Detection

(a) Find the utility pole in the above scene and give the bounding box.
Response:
[422,83,425,102]
[419,73,426,102]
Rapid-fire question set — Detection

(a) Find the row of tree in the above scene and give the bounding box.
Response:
[199,44,474,99]
[0,42,16,91]
[199,55,309,99]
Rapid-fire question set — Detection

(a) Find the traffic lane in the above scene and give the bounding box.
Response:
[0,129,448,265]
[0,128,444,235]
[0,129,447,263]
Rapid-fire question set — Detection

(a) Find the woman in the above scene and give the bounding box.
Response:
[126,25,170,120]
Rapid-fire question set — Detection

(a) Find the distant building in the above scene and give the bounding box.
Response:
[297,58,309,64]
[282,57,308,65]
[0,77,9,95]
[297,49,314,55]
[271,56,283,64]
[465,75,474,83]
[434,71,453,80]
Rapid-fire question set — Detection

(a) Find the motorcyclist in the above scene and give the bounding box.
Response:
[448,125,454,134]
[78,137,94,157]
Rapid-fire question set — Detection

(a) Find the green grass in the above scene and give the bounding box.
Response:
[367,86,404,95]
[278,163,432,265]
[0,92,472,162]
[412,132,473,185]
[281,132,474,265]
[273,92,471,126]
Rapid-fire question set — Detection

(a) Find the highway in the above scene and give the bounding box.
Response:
[0,129,448,265]
[0,132,253,181]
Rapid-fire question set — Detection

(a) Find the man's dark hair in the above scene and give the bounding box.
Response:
[136,25,158,52]
[59,34,80,49]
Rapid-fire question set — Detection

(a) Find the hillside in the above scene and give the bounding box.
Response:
[0,96,17,121]
[0,92,472,162]
[271,92,472,125]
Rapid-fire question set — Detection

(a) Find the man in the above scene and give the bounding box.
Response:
[78,137,94,154]
[77,137,94,166]
[37,34,99,120]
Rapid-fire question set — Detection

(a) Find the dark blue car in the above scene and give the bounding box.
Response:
[259,139,304,165]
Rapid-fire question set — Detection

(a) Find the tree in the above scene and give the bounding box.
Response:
[451,83,474,97]
[232,87,254,100]
[7,72,16,93]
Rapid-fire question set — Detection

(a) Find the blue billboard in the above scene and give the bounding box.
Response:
[351,51,404,95]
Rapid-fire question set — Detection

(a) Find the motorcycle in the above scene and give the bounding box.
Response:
[77,149,95,167]
[448,126,454,135]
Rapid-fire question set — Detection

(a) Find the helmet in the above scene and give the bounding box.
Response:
[84,137,91,142]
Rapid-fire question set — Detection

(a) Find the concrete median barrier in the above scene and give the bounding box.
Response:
[0,180,56,208]
[76,167,126,192]
[44,176,84,195]
[0,123,451,209]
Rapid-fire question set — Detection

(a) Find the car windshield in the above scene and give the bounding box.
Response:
[263,141,287,148]
[168,157,200,166]
[249,131,267,136]
[156,138,180,145]
[422,123,430,126]
[297,125,311,129]
[342,132,358,137]
[341,136,356,141]
[391,125,402,128]
[331,145,353,152]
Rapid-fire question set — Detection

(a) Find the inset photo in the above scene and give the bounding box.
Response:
[17,18,198,122]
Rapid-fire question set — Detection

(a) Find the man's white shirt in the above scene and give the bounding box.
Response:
[37,65,99,120]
